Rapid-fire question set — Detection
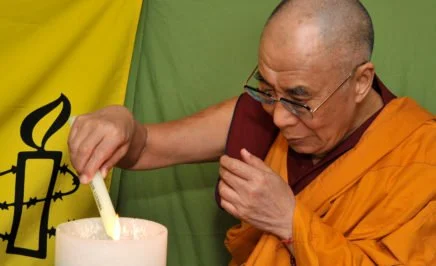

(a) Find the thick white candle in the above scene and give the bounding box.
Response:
[55,218,168,266]
[68,116,120,240]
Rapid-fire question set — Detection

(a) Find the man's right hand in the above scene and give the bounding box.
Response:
[68,105,146,183]
[68,97,237,184]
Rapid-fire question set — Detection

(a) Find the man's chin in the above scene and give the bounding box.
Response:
[288,142,329,159]
[288,141,318,155]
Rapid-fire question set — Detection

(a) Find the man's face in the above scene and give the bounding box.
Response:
[258,22,358,156]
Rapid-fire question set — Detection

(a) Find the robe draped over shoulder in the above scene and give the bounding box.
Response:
[224,97,436,265]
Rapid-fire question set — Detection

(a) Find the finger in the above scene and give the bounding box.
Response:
[71,127,104,176]
[81,137,123,180]
[218,179,241,204]
[219,165,247,190]
[67,116,81,163]
[220,198,239,219]
[68,121,78,144]
[68,119,100,173]
[220,155,260,181]
[240,148,273,173]
[68,115,86,145]
[80,175,92,184]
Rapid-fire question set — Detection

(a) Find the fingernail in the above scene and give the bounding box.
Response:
[242,148,251,156]
[101,168,108,177]
[80,174,88,184]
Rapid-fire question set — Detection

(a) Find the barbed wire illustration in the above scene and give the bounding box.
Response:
[0,94,80,259]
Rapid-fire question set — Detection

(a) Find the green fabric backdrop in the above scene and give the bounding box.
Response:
[111,1,436,265]
[366,1,436,111]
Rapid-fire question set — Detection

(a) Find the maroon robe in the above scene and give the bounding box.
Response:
[216,75,396,205]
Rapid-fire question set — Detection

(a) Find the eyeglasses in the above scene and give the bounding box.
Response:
[243,63,365,120]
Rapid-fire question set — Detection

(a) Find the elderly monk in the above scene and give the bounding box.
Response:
[68,0,436,265]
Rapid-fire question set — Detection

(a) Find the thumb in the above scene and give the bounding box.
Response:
[240,148,272,172]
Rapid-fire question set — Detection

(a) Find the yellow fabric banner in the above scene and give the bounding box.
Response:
[0,1,142,265]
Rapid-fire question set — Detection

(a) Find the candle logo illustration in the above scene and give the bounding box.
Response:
[0,94,80,259]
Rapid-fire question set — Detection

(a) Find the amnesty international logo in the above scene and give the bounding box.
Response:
[0,94,79,259]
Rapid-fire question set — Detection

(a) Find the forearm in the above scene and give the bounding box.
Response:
[118,97,238,170]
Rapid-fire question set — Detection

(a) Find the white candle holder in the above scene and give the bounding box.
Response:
[55,217,167,266]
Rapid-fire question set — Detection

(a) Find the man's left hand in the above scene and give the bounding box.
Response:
[218,148,296,240]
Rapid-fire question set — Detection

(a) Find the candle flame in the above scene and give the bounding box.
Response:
[113,214,121,240]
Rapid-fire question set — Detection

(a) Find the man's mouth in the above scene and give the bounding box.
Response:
[287,137,305,144]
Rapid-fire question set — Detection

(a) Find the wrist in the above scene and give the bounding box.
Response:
[130,120,147,161]
[117,120,147,169]
[277,217,295,257]
[275,209,294,241]
[276,222,293,242]
[278,203,296,257]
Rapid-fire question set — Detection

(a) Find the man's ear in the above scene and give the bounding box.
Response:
[353,62,375,103]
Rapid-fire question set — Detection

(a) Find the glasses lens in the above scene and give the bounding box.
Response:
[281,100,312,120]
[245,86,276,105]
[243,66,314,120]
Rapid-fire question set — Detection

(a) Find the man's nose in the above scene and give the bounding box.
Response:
[272,101,299,128]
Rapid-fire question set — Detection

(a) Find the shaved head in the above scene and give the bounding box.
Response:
[255,0,382,156]
[265,0,374,70]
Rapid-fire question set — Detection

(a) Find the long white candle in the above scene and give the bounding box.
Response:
[68,116,120,240]
[89,171,120,240]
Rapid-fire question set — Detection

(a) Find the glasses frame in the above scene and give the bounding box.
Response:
[243,63,366,119]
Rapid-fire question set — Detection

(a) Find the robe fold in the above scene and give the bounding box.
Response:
[225,97,436,265]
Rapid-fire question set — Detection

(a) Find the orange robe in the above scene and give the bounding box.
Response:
[225,97,436,265]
